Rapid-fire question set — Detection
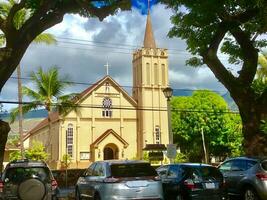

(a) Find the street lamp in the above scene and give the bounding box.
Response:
[163,87,173,144]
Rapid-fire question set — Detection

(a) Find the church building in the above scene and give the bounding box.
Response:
[25,11,170,169]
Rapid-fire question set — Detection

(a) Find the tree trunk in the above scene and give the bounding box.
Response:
[0,120,10,172]
[241,110,267,156]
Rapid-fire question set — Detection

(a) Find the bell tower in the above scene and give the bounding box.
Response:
[132,8,170,158]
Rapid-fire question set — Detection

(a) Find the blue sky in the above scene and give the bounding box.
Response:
[132,0,158,14]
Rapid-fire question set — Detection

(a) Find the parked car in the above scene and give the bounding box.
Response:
[156,163,227,200]
[218,156,267,200]
[0,159,58,200]
[75,160,164,200]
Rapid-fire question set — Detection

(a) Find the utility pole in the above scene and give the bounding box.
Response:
[201,127,208,163]
[17,64,24,157]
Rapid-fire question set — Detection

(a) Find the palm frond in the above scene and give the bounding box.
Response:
[34,33,57,45]
[57,93,79,116]
[22,86,43,101]
[9,102,40,123]
[9,107,19,123]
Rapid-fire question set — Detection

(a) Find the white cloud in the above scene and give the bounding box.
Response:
[0,4,227,112]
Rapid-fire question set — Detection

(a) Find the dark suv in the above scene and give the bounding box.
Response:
[0,159,58,200]
[156,163,227,200]
[218,157,267,200]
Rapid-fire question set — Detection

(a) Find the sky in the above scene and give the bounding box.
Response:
[0,0,228,112]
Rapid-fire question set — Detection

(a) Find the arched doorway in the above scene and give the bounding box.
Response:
[103,143,119,160]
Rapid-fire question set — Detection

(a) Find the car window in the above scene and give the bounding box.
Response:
[182,167,201,181]
[197,166,223,181]
[84,163,96,176]
[261,161,267,171]
[219,161,232,172]
[246,160,257,170]
[231,160,246,171]
[110,163,157,178]
[93,163,105,176]
[157,166,168,177]
[167,165,179,178]
[5,167,51,183]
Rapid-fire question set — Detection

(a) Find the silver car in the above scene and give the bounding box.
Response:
[75,160,164,200]
[219,156,267,200]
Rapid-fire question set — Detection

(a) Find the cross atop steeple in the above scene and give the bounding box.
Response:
[143,0,156,49]
[104,62,110,76]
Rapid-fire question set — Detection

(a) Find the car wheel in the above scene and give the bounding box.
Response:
[75,188,81,200]
[244,187,259,200]
[94,193,101,200]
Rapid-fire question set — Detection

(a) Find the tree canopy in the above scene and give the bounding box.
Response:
[0,0,130,92]
[171,90,243,162]
[162,0,267,156]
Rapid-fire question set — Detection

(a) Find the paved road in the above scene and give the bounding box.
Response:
[56,186,75,200]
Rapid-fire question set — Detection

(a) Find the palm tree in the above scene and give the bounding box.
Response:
[10,67,77,152]
[0,0,56,156]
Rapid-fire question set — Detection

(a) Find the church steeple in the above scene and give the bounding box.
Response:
[143,9,156,48]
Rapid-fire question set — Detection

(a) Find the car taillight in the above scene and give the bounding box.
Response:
[103,177,121,183]
[0,180,4,192]
[256,173,267,181]
[153,176,161,181]
[51,179,58,190]
[184,179,197,190]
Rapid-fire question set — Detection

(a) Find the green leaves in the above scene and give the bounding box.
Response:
[10,66,76,122]
[171,90,243,161]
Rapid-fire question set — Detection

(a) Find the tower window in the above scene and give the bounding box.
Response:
[162,64,166,86]
[155,126,161,144]
[146,63,150,85]
[66,124,73,157]
[102,97,112,117]
[154,63,159,85]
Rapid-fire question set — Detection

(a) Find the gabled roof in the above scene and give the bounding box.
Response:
[91,129,129,148]
[23,112,59,141]
[25,75,137,138]
[76,75,137,106]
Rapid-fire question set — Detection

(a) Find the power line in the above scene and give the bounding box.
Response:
[56,36,190,53]
[0,100,239,114]
[8,76,227,94]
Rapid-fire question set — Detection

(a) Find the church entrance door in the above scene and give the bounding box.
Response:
[103,143,118,160]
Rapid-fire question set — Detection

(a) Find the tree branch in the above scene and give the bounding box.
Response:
[75,0,131,21]
[201,23,238,93]
[230,27,258,85]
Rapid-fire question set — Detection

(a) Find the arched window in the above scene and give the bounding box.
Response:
[102,97,112,117]
[105,82,110,93]
[154,63,159,85]
[162,64,166,86]
[66,124,73,157]
[146,63,150,85]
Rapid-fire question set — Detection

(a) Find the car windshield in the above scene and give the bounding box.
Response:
[183,166,222,181]
[5,167,51,183]
[110,163,157,178]
[261,161,267,171]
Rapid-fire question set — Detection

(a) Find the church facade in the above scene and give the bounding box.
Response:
[25,12,170,169]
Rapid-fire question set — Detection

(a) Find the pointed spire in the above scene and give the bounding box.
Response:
[143,3,156,49]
